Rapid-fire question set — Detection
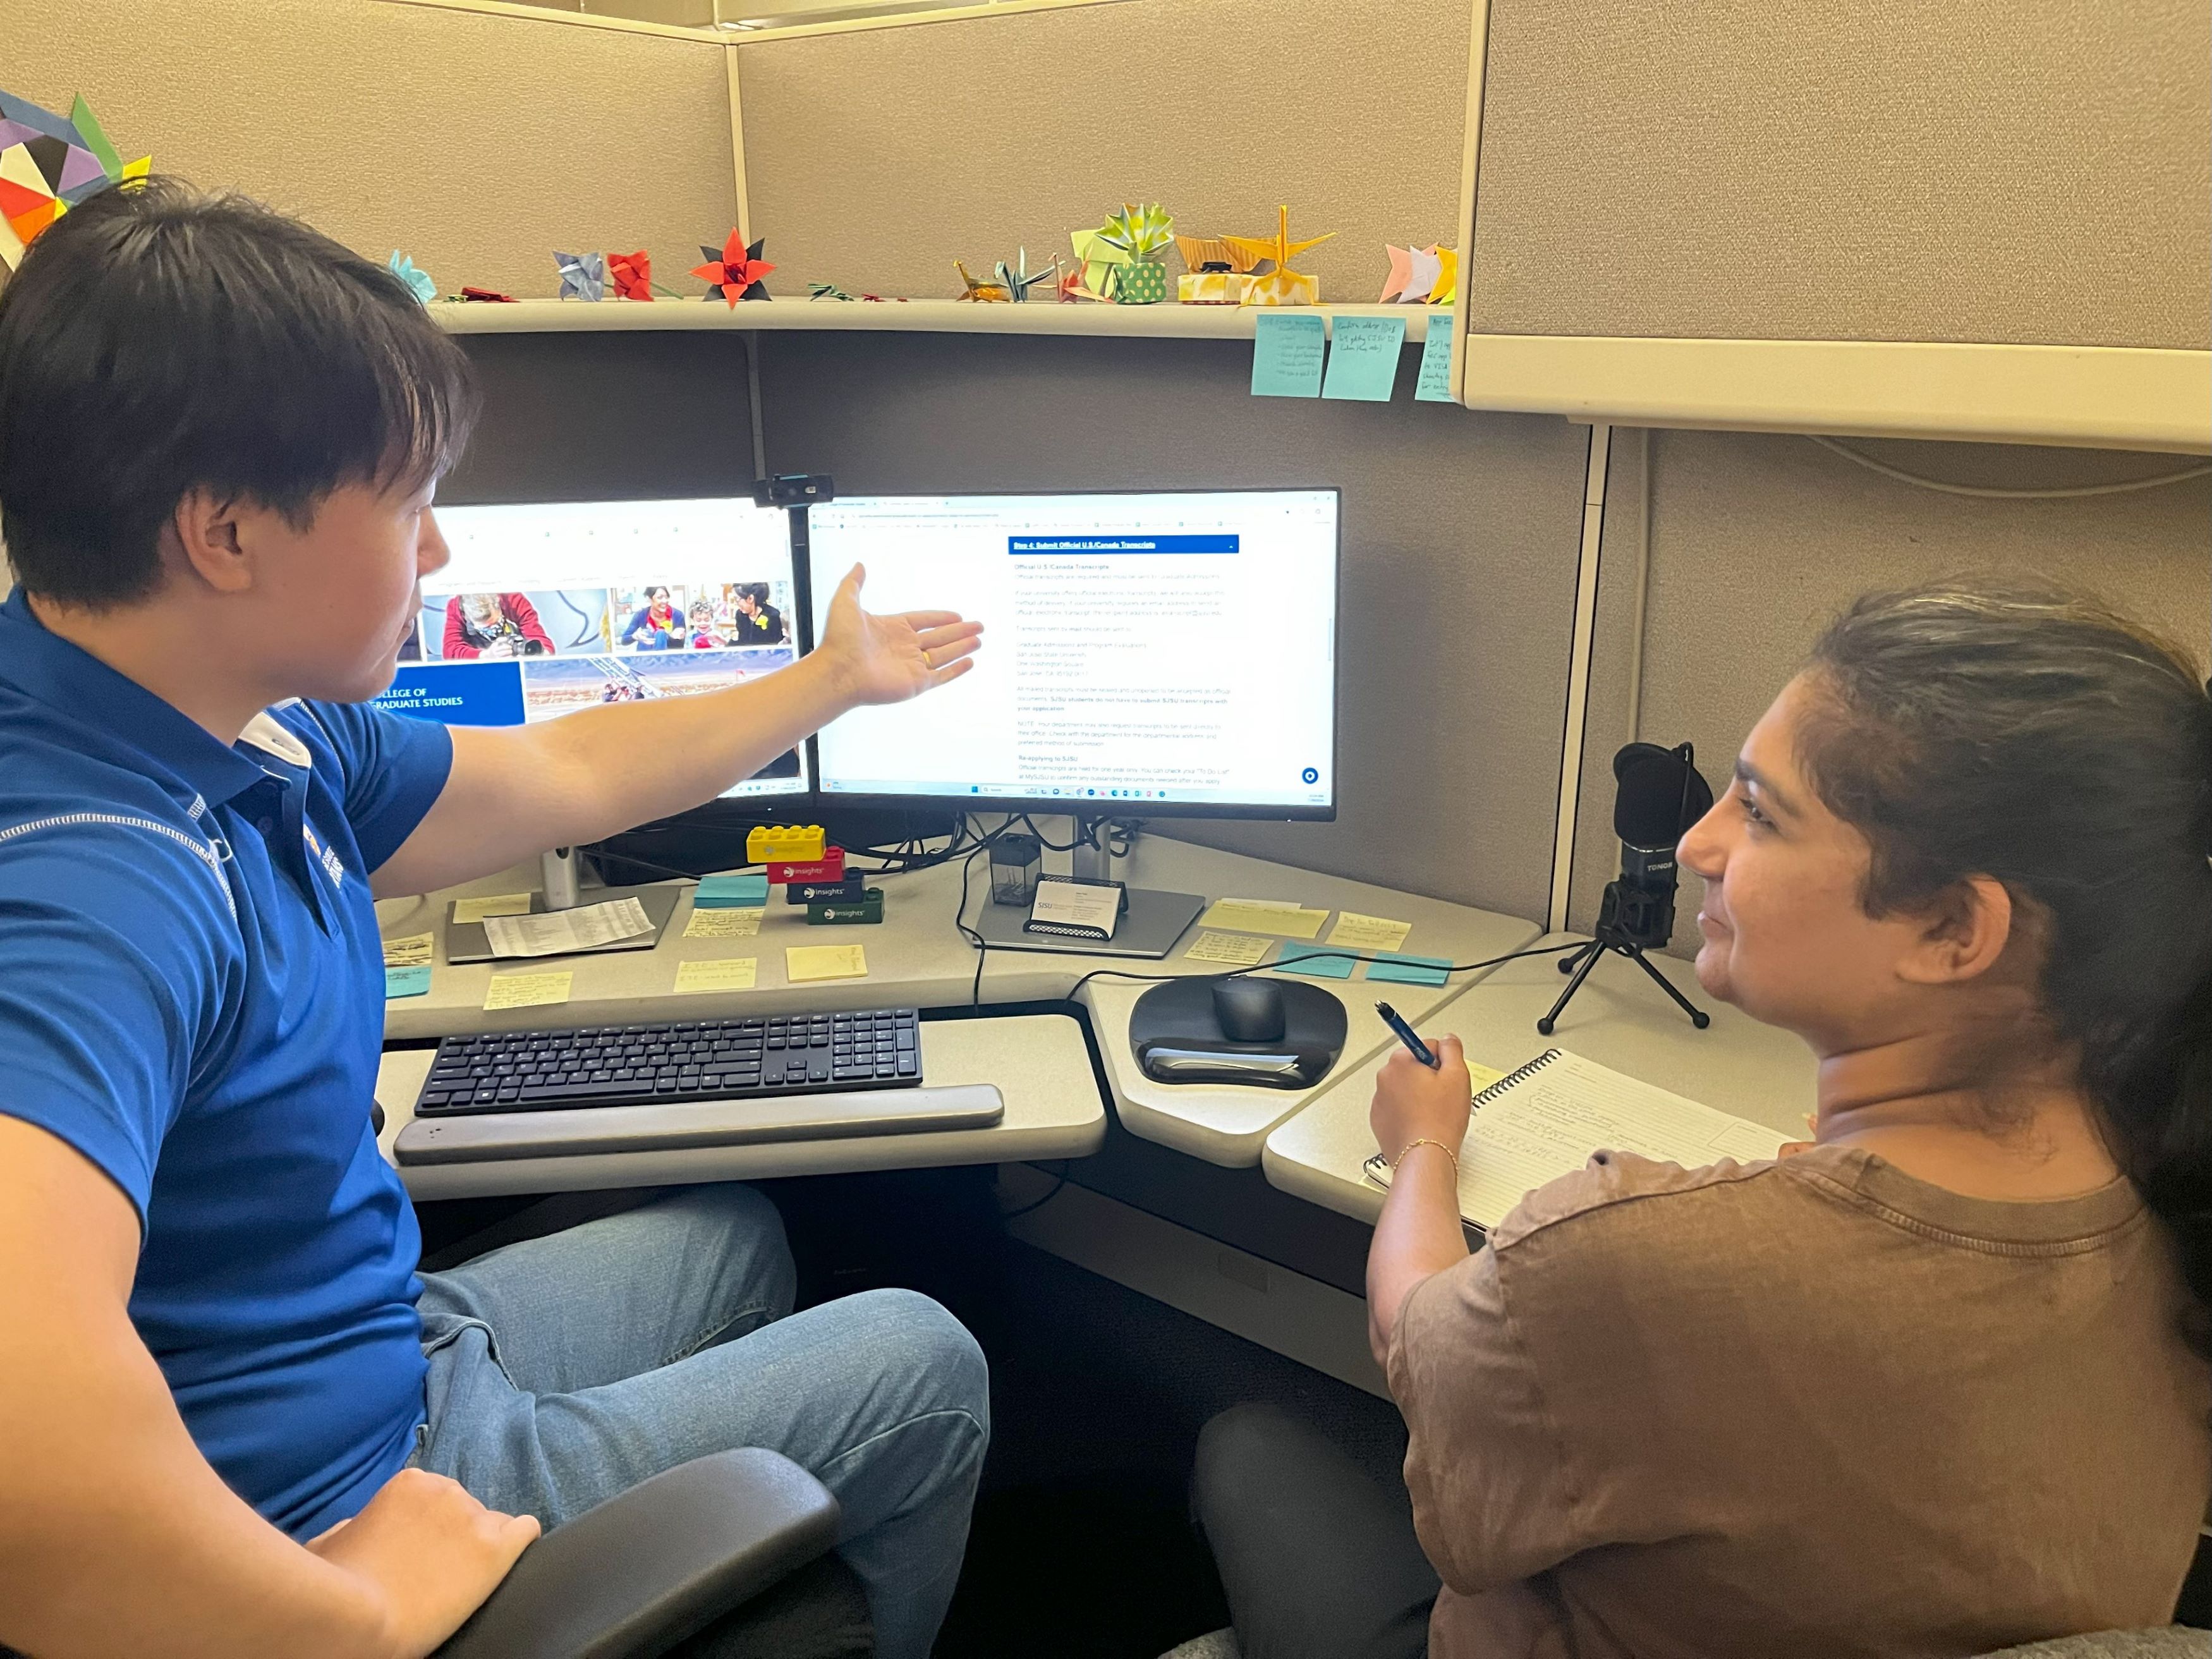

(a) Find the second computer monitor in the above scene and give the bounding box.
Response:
[808,489,1339,818]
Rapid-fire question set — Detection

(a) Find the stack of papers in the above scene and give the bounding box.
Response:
[695,872,770,909]
[1200,897,1332,939]
[482,897,653,960]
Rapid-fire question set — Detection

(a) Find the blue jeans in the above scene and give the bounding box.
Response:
[411,1184,989,1659]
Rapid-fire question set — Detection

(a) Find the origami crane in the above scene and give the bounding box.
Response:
[1379,244,1457,304]
[693,230,774,305]
[387,252,435,303]
[1224,206,1334,306]
[1069,202,1172,301]
[0,88,149,270]
[609,250,653,301]
[954,259,1011,302]
[555,250,605,301]
[992,247,1060,303]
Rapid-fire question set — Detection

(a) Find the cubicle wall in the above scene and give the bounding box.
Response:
[1566,435,2212,949]
[757,330,1586,925]
[5,0,737,301]
[734,0,1471,307]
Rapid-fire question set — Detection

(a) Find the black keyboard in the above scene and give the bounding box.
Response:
[415,1008,923,1116]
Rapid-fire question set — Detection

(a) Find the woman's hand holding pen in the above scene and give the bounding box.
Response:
[1370,1033,1471,1167]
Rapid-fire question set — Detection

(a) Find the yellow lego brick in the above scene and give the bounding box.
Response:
[745,823,825,863]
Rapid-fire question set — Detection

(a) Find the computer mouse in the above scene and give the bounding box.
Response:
[1212,976,1287,1045]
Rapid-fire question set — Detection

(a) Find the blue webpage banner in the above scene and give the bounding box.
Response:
[374,663,526,727]
[1007,535,1239,556]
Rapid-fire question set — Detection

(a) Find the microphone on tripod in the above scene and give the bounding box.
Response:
[1538,741,1716,1036]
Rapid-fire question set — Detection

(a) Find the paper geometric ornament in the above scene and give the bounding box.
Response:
[0,87,150,270]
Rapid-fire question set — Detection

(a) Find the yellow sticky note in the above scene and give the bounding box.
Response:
[684,907,763,939]
[1183,930,1273,967]
[454,892,532,923]
[786,944,868,983]
[675,957,759,993]
[483,971,573,1011]
[1328,912,1413,952]
[1466,1061,1507,1093]
[382,931,434,967]
[1200,899,1330,939]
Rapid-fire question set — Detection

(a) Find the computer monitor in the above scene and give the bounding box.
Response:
[373,495,811,801]
[806,489,1339,820]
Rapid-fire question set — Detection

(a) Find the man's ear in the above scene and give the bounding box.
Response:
[1897,875,2014,987]
[166,490,255,595]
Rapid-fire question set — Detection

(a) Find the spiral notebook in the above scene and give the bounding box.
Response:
[1363,1048,1790,1230]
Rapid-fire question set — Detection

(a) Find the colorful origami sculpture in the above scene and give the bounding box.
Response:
[694,230,774,305]
[1070,202,1173,303]
[1380,243,1458,305]
[387,252,435,303]
[1173,233,1261,304]
[609,250,653,301]
[0,88,149,270]
[555,250,606,301]
[992,247,1060,303]
[954,260,1011,301]
[1223,207,1334,306]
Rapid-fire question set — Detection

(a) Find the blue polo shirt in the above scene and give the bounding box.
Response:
[0,587,453,1538]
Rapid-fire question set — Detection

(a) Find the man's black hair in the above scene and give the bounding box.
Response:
[0,178,479,608]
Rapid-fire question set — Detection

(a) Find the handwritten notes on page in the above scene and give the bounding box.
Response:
[384,966,432,999]
[1183,930,1274,967]
[1320,315,1405,401]
[674,958,759,993]
[382,932,434,968]
[787,944,868,983]
[685,906,763,939]
[1327,912,1413,952]
[1250,312,1325,397]
[483,971,573,1011]
[1415,321,1456,402]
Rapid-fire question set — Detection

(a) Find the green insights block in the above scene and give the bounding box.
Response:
[807,888,884,925]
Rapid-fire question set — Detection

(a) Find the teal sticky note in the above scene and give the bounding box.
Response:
[1321,315,1407,402]
[1414,319,1456,403]
[696,872,770,907]
[1368,952,1452,987]
[385,965,432,999]
[1273,949,1359,980]
[1251,312,1325,397]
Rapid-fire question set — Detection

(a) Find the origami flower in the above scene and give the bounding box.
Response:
[692,230,774,306]
[609,250,653,301]
[555,250,605,301]
[387,251,435,303]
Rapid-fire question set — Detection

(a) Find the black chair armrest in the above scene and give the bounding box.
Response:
[434,1448,842,1659]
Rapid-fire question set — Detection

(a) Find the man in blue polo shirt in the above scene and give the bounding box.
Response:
[0,183,986,1658]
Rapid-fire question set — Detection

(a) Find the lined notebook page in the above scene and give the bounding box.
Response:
[1459,1050,1789,1229]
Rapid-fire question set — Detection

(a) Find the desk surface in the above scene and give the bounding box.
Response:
[377,1012,1105,1200]
[1262,934,1819,1224]
[377,835,1541,1168]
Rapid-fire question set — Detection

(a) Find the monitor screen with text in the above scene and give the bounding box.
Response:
[808,490,1337,817]
[370,497,810,800]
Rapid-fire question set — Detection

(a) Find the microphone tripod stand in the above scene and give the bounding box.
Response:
[1536,884,1711,1037]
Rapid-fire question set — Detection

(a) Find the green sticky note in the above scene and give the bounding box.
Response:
[1415,320,1456,402]
[696,872,770,907]
[385,965,432,999]
[1321,315,1407,402]
[1368,952,1451,987]
[1251,313,1325,398]
[1273,949,1359,980]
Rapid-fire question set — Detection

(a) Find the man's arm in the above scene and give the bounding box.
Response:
[0,1115,538,1659]
[370,564,981,899]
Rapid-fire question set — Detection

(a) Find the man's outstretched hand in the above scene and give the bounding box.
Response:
[817,563,984,707]
[308,1468,540,1657]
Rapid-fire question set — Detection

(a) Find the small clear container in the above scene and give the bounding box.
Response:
[989,833,1043,906]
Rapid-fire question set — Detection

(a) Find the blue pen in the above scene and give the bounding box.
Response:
[1374,1001,1438,1069]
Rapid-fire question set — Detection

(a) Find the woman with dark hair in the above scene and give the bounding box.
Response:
[1196,578,2212,1658]
[618,585,680,650]
[732,581,786,647]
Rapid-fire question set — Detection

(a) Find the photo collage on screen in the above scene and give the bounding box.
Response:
[376,498,806,795]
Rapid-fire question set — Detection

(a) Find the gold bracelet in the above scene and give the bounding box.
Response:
[1394,1137,1460,1175]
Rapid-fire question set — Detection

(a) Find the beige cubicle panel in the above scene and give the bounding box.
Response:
[5,0,738,301]
[734,0,1471,307]
[1565,430,2212,947]
[757,328,1586,926]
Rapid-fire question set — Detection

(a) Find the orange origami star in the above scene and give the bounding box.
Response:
[693,230,774,306]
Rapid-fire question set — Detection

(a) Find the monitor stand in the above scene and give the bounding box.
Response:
[973,819,1204,961]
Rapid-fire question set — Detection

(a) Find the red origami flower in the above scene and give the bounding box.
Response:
[691,231,775,307]
[609,250,653,302]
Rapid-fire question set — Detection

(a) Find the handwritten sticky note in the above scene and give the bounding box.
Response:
[1466,1060,1507,1093]
[675,957,758,993]
[384,965,432,999]
[1273,949,1359,980]
[1200,899,1330,939]
[1321,314,1406,402]
[1250,312,1325,398]
[1183,930,1275,968]
[1415,319,1456,402]
[382,932,434,968]
[696,872,770,908]
[1328,911,1413,952]
[483,970,573,1011]
[453,892,532,924]
[1367,952,1451,987]
[685,906,763,939]
[786,944,868,983]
